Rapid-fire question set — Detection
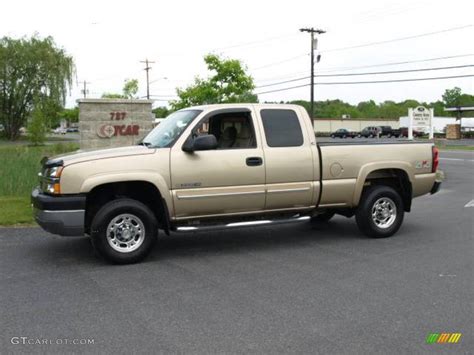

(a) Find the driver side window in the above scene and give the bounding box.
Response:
[193,112,257,149]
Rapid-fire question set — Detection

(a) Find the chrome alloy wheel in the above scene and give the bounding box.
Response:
[371,197,397,229]
[106,214,145,253]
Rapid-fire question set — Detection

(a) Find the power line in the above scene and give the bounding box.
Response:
[255,74,474,95]
[251,53,309,71]
[253,53,474,83]
[315,53,474,73]
[322,24,473,53]
[255,64,474,88]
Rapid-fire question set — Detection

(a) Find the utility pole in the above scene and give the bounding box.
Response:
[140,59,155,100]
[300,28,325,126]
[79,81,90,98]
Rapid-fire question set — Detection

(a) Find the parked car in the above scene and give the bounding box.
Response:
[66,127,79,133]
[378,125,399,138]
[53,127,67,135]
[359,126,382,138]
[330,128,357,138]
[398,127,424,138]
[32,104,441,264]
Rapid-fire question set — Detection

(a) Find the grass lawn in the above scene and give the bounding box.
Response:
[0,143,79,225]
[0,196,34,225]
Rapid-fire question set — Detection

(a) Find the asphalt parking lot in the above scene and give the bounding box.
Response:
[0,151,472,354]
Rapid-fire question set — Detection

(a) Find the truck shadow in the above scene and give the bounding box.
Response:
[31,217,369,265]
[148,217,364,262]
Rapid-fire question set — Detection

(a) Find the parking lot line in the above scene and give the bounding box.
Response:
[440,158,474,162]
[464,199,474,208]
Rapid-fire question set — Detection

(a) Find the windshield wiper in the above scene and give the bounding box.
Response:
[138,141,151,147]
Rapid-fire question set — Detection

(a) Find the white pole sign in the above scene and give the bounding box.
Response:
[409,106,433,139]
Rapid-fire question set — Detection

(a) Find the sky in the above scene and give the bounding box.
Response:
[1,0,473,108]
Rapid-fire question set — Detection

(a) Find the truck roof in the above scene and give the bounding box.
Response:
[184,103,304,111]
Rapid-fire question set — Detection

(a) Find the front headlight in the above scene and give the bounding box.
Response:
[39,166,63,194]
[45,166,63,179]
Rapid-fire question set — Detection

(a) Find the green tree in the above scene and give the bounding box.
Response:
[123,79,139,99]
[442,87,462,108]
[101,92,125,99]
[102,78,139,99]
[59,107,79,125]
[171,54,257,110]
[152,106,170,118]
[0,36,74,140]
[28,104,48,145]
[357,100,378,118]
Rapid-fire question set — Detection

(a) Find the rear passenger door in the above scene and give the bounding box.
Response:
[256,107,318,210]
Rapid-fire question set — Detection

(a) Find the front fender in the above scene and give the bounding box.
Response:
[80,172,173,216]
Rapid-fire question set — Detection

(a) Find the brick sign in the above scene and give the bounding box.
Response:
[78,99,154,149]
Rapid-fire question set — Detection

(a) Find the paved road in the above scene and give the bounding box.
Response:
[1,152,472,354]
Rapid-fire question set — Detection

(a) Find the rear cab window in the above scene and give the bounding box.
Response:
[260,109,304,147]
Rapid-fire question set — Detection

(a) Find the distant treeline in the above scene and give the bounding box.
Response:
[152,87,473,119]
[281,97,474,119]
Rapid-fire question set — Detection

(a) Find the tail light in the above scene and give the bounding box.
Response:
[432,146,439,173]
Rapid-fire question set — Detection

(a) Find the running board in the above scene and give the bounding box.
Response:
[174,215,311,233]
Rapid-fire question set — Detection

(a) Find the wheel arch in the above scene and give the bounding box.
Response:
[83,177,172,235]
[353,162,414,212]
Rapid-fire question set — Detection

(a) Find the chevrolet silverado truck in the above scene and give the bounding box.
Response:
[32,104,441,264]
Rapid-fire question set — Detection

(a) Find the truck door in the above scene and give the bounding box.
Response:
[255,107,319,210]
[170,108,266,219]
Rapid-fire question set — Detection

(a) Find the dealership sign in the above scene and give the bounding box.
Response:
[408,106,434,139]
[411,106,432,128]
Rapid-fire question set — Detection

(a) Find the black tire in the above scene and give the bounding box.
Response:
[90,198,158,264]
[311,211,335,223]
[355,185,404,238]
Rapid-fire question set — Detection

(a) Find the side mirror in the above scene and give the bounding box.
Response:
[182,134,218,153]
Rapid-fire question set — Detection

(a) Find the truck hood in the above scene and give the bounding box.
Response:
[53,145,156,166]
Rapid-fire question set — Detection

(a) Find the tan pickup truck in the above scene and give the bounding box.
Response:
[32,104,441,264]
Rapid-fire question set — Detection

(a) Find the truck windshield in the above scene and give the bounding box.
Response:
[142,110,202,148]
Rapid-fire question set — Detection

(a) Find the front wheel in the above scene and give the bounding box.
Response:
[355,185,404,238]
[91,198,158,264]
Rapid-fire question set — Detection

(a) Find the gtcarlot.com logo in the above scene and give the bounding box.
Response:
[426,333,462,344]
[11,336,95,345]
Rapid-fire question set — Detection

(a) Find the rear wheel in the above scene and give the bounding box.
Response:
[91,198,158,264]
[355,185,404,238]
